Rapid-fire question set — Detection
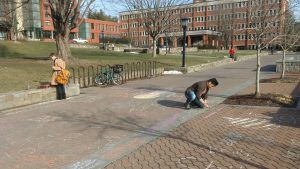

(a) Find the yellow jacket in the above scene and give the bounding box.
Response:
[51,58,66,85]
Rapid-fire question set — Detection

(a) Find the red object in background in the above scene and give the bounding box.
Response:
[229,48,235,55]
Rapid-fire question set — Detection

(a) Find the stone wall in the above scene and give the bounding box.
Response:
[164,53,268,74]
[0,83,80,111]
[276,56,300,72]
[159,47,199,54]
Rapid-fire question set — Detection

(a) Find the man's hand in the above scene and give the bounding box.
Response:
[200,99,209,108]
[203,101,209,108]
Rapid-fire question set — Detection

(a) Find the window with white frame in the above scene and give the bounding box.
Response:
[45,21,50,26]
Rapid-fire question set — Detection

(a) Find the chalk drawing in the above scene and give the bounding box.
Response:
[223,117,278,130]
[5,152,12,159]
[70,159,98,169]
[205,161,214,169]
[284,139,300,160]
[223,132,274,150]
[209,146,216,154]
[222,137,237,146]
[27,115,61,123]
[242,120,267,128]
[176,156,197,169]
[204,106,225,118]
[231,118,251,124]
[237,119,258,125]
[285,150,300,160]
[221,132,242,146]
[133,91,176,99]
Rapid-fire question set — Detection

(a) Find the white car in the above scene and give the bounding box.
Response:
[71,38,88,44]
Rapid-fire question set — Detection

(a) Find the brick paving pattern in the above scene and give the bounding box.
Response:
[105,104,300,169]
[105,71,300,169]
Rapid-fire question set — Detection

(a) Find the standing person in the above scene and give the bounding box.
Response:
[49,53,66,100]
[184,78,219,109]
[270,46,274,55]
[229,47,235,60]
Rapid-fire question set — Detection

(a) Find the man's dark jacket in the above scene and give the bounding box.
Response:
[186,80,209,99]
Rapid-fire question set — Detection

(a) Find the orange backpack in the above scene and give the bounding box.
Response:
[56,69,70,85]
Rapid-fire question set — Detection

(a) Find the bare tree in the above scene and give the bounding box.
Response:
[275,9,300,79]
[216,0,239,49]
[0,0,30,40]
[46,0,95,60]
[122,0,189,57]
[244,0,293,97]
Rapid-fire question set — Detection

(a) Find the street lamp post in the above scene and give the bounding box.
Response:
[101,30,104,49]
[164,30,168,55]
[217,32,222,52]
[181,17,188,67]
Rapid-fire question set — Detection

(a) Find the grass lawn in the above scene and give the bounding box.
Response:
[0,41,257,93]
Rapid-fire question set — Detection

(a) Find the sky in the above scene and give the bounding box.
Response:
[93,0,125,17]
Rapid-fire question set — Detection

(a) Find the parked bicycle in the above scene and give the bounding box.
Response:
[94,64,123,85]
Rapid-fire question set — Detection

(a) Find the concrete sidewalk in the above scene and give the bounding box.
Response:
[0,54,299,169]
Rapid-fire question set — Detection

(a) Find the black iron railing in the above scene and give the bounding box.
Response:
[69,61,165,88]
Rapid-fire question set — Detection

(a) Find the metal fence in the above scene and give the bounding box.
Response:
[69,61,165,88]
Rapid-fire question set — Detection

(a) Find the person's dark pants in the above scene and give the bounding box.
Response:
[185,90,203,108]
[56,84,66,100]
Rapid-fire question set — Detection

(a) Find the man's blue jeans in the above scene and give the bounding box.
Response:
[185,90,203,108]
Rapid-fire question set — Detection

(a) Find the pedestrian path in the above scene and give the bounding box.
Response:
[0,54,299,169]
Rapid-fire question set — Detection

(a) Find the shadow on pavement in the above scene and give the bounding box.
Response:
[157,100,184,109]
[263,81,300,128]
[55,112,269,168]
[262,110,300,128]
[261,65,276,72]
[224,67,255,71]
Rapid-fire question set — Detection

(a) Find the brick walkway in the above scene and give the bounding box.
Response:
[104,74,300,169]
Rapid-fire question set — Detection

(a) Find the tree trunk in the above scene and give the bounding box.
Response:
[152,38,157,57]
[280,50,286,79]
[56,34,72,61]
[255,46,261,97]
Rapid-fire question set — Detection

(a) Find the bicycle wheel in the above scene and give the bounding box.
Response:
[94,74,107,85]
[112,73,122,85]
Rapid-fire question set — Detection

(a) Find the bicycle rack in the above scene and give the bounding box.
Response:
[123,63,129,83]
[78,66,86,88]
[69,67,76,84]
[87,65,94,86]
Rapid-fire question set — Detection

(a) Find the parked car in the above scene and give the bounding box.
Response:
[71,38,88,44]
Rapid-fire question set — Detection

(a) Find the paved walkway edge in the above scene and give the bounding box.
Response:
[0,83,80,111]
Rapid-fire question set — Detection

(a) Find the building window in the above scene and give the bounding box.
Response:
[91,23,94,29]
[45,11,50,18]
[92,33,95,39]
[45,21,50,26]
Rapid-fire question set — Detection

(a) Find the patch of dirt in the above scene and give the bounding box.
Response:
[223,93,297,108]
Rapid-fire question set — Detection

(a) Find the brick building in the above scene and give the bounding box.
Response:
[39,1,120,43]
[0,0,42,40]
[0,0,120,43]
[119,0,287,49]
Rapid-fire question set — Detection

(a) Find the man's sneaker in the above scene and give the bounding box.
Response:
[184,102,191,109]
